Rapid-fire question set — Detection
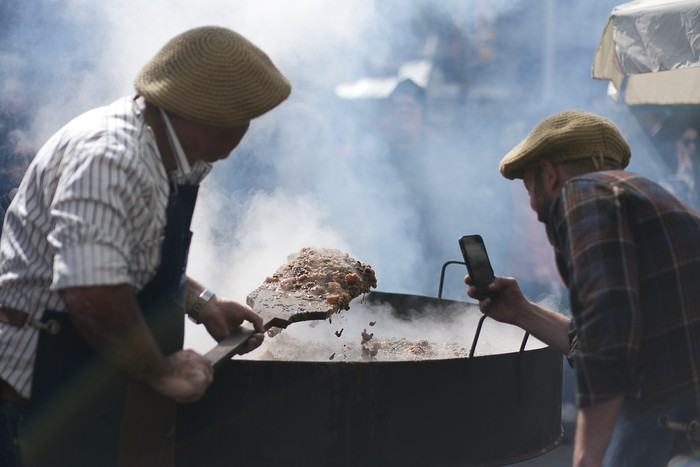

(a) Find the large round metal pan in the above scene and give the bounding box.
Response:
[176,291,563,467]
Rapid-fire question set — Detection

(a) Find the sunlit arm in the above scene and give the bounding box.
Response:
[61,284,213,403]
[61,284,172,381]
[470,276,571,354]
[515,300,571,354]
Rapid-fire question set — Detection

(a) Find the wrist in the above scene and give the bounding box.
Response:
[188,289,216,324]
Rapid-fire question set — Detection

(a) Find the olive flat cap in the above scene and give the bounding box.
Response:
[135,26,291,128]
[499,110,631,180]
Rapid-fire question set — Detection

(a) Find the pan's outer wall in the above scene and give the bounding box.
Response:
[176,347,563,466]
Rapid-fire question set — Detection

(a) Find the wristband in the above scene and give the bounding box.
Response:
[188,289,215,324]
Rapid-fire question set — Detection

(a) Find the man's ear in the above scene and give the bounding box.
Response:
[539,159,563,193]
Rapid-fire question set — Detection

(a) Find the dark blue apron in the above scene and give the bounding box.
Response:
[21,181,198,467]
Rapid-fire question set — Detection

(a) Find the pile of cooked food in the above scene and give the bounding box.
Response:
[257,247,378,314]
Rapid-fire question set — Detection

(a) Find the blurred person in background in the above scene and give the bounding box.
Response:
[377,78,469,295]
[661,124,700,210]
[0,26,290,467]
[379,78,436,283]
[466,110,700,466]
[379,78,430,157]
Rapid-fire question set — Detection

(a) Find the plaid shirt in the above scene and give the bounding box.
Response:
[547,170,700,408]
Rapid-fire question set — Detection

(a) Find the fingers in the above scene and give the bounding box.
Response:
[160,350,214,403]
[479,275,510,294]
[202,298,266,344]
[243,306,264,333]
[467,276,506,303]
[490,276,506,289]
[465,275,478,300]
[239,332,265,354]
[176,349,214,383]
[466,284,478,300]
[222,300,263,332]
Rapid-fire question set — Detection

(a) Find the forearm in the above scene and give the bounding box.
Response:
[516,301,571,354]
[573,397,623,467]
[61,284,171,384]
[473,276,572,354]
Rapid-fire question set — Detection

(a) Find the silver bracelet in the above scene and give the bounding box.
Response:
[188,289,216,324]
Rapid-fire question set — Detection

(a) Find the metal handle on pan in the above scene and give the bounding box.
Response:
[438,259,530,357]
[437,260,466,302]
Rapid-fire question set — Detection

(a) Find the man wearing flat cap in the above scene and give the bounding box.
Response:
[466,110,700,466]
[0,26,290,467]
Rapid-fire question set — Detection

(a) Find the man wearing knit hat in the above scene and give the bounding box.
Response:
[0,26,290,467]
[466,110,700,466]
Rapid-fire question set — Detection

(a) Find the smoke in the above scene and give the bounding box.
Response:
[2,0,663,354]
[241,297,543,362]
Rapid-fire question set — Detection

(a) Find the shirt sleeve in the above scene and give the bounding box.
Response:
[550,180,642,407]
[48,135,158,290]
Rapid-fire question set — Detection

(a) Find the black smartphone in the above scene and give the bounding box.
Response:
[458,234,495,300]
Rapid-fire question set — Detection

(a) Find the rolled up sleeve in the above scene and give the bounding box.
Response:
[47,138,164,291]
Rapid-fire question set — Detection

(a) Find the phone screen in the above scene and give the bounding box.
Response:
[459,235,495,298]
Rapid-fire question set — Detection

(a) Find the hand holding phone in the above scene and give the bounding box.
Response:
[459,234,495,300]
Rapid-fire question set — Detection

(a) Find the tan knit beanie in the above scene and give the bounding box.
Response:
[135,26,291,128]
[499,110,631,180]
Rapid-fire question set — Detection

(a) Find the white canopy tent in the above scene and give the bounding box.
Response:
[592,0,700,105]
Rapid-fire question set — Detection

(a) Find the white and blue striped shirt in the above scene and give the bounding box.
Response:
[0,96,211,398]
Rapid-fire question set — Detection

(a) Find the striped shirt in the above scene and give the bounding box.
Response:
[547,170,700,408]
[0,96,211,398]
